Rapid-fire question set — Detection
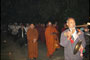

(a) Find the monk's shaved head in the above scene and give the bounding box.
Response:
[47,21,52,26]
[30,24,35,29]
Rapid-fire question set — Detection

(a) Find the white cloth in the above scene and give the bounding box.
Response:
[72,30,78,41]
[69,28,78,41]
[11,25,20,35]
[22,29,24,38]
[25,27,29,33]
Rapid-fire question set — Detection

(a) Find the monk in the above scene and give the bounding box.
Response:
[45,21,60,58]
[27,24,38,60]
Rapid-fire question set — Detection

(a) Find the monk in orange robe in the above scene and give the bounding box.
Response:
[45,21,60,58]
[27,24,38,60]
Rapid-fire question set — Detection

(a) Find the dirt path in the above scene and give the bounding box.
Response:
[1,32,89,60]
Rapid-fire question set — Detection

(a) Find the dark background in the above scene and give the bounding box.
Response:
[1,0,89,27]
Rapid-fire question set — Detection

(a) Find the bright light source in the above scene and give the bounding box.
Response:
[87,22,90,25]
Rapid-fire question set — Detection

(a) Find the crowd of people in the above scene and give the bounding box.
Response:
[7,21,60,60]
[6,18,90,60]
[7,22,59,43]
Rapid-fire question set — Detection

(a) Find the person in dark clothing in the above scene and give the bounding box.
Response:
[17,24,27,47]
[83,27,90,58]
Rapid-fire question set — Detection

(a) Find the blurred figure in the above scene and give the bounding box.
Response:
[17,24,26,47]
[8,23,13,36]
[80,27,85,32]
[25,23,29,33]
[60,17,86,60]
[83,27,90,58]
[36,23,41,41]
[24,23,30,46]
[40,24,46,43]
[53,22,59,41]
[45,21,60,58]
[53,21,59,30]
[10,22,20,41]
[27,24,38,60]
[61,23,67,32]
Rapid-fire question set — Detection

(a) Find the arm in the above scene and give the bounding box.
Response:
[33,29,39,43]
[79,32,86,57]
[60,32,70,47]
[80,32,86,49]
[81,32,86,48]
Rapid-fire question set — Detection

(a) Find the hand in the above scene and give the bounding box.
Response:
[33,39,37,43]
[79,45,83,51]
[66,31,72,40]
[79,45,84,58]
[77,32,82,36]
[80,53,83,58]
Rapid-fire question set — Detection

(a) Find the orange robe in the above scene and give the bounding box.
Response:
[45,26,59,57]
[27,28,38,59]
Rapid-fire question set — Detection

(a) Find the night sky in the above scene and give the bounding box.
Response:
[1,0,89,26]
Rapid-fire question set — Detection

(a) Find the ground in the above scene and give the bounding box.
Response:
[1,31,89,60]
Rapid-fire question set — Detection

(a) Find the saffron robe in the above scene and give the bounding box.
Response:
[27,28,38,59]
[45,26,59,57]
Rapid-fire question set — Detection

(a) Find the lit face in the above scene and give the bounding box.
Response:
[30,24,35,29]
[48,22,52,26]
[67,18,76,29]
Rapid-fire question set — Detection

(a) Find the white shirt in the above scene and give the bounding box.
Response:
[22,29,24,38]
[25,27,28,32]
[69,28,78,41]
